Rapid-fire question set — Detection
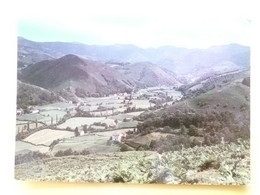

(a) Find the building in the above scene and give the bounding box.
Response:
[16,109,24,116]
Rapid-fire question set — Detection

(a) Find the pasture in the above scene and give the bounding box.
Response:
[51,128,130,155]
[51,135,118,154]
[57,117,106,129]
[36,102,76,110]
[15,141,49,155]
[23,129,74,146]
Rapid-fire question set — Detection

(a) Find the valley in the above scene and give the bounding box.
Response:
[16,86,182,155]
[15,38,250,185]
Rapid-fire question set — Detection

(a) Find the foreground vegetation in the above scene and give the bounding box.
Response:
[15,139,250,184]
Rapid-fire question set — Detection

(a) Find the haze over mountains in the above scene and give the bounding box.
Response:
[17,37,250,102]
[18,37,249,74]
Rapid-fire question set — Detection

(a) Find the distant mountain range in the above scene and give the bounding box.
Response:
[108,61,182,87]
[18,37,250,75]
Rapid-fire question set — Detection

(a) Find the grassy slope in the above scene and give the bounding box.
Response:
[167,80,249,114]
[15,140,249,184]
[17,80,63,108]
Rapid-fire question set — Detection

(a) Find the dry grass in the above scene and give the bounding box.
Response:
[23,129,74,146]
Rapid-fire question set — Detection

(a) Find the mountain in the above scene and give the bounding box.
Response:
[18,37,250,79]
[169,44,250,75]
[108,61,182,87]
[19,54,136,98]
[18,37,55,68]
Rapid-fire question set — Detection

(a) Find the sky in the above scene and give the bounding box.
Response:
[17,0,251,49]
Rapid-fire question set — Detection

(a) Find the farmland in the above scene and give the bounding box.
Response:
[16,86,181,153]
[24,129,74,146]
[51,130,125,154]
[57,117,106,129]
[15,82,250,184]
[15,141,49,155]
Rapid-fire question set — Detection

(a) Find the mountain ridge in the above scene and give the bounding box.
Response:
[18,37,250,76]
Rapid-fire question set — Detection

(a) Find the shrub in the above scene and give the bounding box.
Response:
[15,151,49,165]
[49,139,60,149]
[80,149,90,155]
[54,150,65,157]
[198,159,220,172]
[63,149,73,156]
[66,127,72,131]
[120,144,131,152]
[188,125,199,136]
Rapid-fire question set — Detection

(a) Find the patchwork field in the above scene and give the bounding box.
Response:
[117,121,139,129]
[108,111,144,121]
[57,117,106,129]
[51,128,130,154]
[23,129,74,146]
[15,141,49,155]
[134,86,182,100]
[131,100,152,109]
[17,113,45,121]
[40,110,67,119]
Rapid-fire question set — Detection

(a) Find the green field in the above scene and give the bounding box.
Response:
[36,102,76,110]
[17,113,45,121]
[51,129,129,154]
[24,129,74,146]
[52,134,119,154]
[15,141,49,155]
[117,121,139,129]
[108,111,143,121]
[57,117,106,129]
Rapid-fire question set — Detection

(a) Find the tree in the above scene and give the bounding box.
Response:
[74,127,80,136]
[83,125,88,133]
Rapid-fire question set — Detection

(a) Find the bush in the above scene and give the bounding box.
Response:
[63,148,73,156]
[54,149,90,157]
[15,151,49,165]
[120,144,131,152]
[49,139,60,149]
[54,150,65,157]
[188,125,199,136]
[81,149,90,155]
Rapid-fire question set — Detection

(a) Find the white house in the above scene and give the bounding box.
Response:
[31,109,39,114]
[16,109,24,116]
[111,133,125,142]
[80,130,85,136]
